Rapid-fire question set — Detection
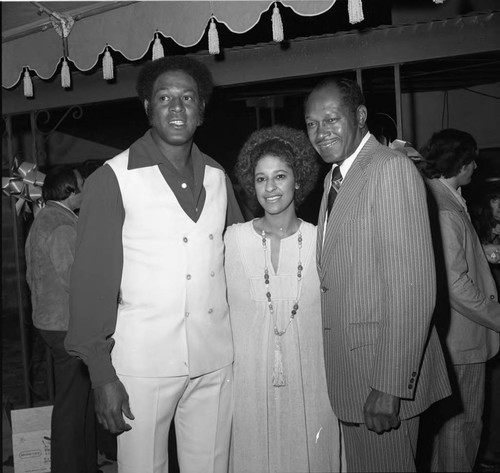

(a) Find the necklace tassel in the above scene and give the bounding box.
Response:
[273,335,286,387]
[262,228,302,389]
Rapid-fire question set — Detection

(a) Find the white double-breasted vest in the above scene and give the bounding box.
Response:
[106,150,233,378]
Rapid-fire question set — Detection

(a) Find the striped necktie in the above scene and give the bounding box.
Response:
[327,166,343,216]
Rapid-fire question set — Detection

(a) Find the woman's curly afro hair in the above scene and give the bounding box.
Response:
[234,125,320,208]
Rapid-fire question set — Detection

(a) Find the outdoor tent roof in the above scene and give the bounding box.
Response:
[2,1,339,88]
[2,1,499,116]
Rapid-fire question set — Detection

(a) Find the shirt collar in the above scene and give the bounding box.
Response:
[46,200,78,218]
[331,131,371,182]
[439,177,469,213]
[127,129,203,170]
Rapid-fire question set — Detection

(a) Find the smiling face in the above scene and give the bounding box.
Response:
[305,83,367,164]
[145,69,203,149]
[254,154,297,217]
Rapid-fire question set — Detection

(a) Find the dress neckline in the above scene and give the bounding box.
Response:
[250,218,303,241]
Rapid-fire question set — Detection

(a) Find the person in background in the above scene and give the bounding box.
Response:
[225,125,344,473]
[25,167,98,473]
[65,56,243,473]
[304,77,451,472]
[419,129,500,472]
[475,186,500,269]
[474,184,500,473]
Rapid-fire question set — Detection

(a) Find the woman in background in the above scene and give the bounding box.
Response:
[473,185,500,473]
[225,125,344,473]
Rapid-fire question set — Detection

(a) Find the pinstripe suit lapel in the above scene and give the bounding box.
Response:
[318,137,380,269]
[321,141,375,257]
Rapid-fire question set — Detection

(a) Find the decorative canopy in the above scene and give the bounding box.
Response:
[3,1,345,89]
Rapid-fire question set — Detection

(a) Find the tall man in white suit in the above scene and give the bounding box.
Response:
[304,77,451,472]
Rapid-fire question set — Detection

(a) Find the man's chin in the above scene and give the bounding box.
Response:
[319,153,343,164]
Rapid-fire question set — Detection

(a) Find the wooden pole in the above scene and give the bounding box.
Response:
[394,64,403,140]
[6,115,33,408]
[29,112,55,402]
[356,68,363,91]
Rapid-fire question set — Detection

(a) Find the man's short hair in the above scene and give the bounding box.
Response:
[42,167,80,202]
[420,128,477,179]
[307,77,365,119]
[136,56,214,107]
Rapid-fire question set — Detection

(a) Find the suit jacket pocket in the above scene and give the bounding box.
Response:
[348,322,379,350]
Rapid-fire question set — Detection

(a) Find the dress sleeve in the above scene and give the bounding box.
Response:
[225,174,244,227]
[65,164,125,388]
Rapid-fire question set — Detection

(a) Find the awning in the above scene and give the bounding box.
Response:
[2,1,340,89]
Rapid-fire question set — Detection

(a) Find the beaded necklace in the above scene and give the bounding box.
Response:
[261,229,303,387]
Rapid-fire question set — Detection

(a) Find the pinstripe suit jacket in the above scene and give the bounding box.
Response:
[317,135,451,423]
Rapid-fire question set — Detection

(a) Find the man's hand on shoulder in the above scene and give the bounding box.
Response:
[94,379,135,434]
[363,388,401,434]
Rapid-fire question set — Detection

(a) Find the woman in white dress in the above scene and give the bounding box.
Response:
[225,125,344,473]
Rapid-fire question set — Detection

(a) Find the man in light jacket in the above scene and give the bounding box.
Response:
[420,128,500,472]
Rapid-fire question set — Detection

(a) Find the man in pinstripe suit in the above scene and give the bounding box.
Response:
[304,78,451,472]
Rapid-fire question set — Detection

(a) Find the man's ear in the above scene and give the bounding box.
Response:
[357,105,367,127]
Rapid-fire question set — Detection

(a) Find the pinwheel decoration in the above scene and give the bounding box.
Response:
[2,157,45,216]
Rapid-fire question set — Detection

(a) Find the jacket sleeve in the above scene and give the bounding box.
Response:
[65,164,125,388]
[439,209,500,331]
[225,174,244,227]
[371,154,437,400]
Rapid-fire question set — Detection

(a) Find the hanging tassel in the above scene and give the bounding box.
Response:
[152,32,164,60]
[348,0,364,24]
[103,46,114,80]
[272,336,286,387]
[61,58,71,88]
[208,17,220,55]
[272,2,284,42]
[23,68,33,98]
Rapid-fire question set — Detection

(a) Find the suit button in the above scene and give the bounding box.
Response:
[490,295,496,300]
[183,237,188,243]
[321,286,327,293]
[408,384,414,390]
[412,371,417,377]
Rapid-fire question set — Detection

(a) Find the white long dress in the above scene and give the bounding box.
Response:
[225,220,343,473]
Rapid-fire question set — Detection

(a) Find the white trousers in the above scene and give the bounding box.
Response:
[117,364,233,473]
